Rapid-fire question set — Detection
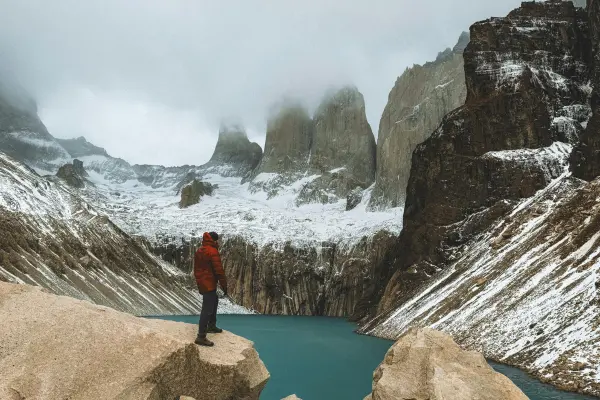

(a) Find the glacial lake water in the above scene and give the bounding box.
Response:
[151,315,598,400]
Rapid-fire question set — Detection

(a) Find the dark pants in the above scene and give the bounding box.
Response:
[197,290,218,338]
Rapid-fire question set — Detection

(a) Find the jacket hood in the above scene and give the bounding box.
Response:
[202,231,218,248]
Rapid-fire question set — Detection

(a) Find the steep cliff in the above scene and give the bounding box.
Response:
[369,33,468,209]
[153,231,397,317]
[359,1,600,396]
[294,86,376,205]
[371,0,592,317]
[362,173,600,396]
[0,78,70,172]
[572,0,600,179]
[204,122,262,178]
[253,100,313,177]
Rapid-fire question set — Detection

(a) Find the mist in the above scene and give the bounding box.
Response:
[0,0,522,166]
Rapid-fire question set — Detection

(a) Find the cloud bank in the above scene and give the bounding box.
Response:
[0,0,522,165]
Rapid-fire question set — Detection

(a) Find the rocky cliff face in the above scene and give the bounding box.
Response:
[364,328,527,400]
[56,136,110,158]
[358,1,600,396]
[253,100,313,177]
[153,231,396,317]
[369,0,592,318]
[369,33,468,209]
[248,87,376,205]
[572,0,600,179]
[310,86,376,187]
[204,122,262,178]
[294,87,376,205]
[0,79,69,172]
[0,282,268,400]
[56,159,87,188]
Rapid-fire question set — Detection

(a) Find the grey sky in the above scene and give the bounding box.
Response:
[0,0,522,166]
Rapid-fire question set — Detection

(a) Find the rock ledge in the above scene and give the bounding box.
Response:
[0,282,269,400]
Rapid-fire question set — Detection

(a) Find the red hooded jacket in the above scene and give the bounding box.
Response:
[194,232,227,294]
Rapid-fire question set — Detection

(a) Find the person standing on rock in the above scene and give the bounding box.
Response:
[194,231,228,347]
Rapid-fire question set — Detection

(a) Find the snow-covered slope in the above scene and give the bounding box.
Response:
[0,152,246,315]
[82,169,402,250]
[361,170,600,395]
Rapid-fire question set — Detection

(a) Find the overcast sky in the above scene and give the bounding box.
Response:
[0,0,523,166]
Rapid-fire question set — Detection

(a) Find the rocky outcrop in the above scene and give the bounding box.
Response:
[369,33,468,209]
[366,0,592,318]
[204,122,262,178]
[152,231,396,317]
[253,100,313,177]
[294,87,376,204]
[572,0,600,179]
[364,328,527,400]
[56,159,87,188]
[0,78,69,171]
[179,179,216,208]
[56,136,110,158]
[0,153,208,315]
[249,88,376,205]
[0,282,269,400]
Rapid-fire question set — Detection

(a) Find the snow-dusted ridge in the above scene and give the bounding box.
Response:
[0,153,248,315]
[362,169,600,395]
[83,169,403,251]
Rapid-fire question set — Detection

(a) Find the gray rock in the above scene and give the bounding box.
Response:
[346,187,364,211]
[204,121,263,177]
[254,99,313,176]
[179,179,215,208]
[56,161,86,188]
[369,32,468,210]
[310,86,376,189]
[0,77,69,171]
[151,231,397,318]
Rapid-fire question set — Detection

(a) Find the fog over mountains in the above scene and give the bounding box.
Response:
[0,0,524,165]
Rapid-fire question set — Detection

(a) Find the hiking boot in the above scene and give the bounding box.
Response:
[207,325,223,334]
[194,337,214,347]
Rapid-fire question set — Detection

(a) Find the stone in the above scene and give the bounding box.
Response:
[369,33,468,209]
[571,0,600,179]
[254,99,314,176]
[0,282,269,400]
[346,187,364,211]
[56,161,86,188]
[204,121,263,177]
[151,231,397,318]
[364,328,528,400]
[179,179,215,208]
[310,86,376,190]
[372,0,592,315]
[0,77,70,171]
[281,396,302,400]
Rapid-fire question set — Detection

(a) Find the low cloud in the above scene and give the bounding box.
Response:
[0,0,522,166]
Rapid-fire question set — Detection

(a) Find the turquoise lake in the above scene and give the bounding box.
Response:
[152,315,598,400]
